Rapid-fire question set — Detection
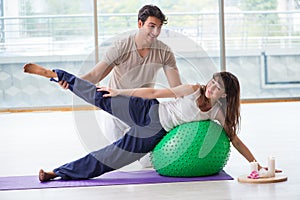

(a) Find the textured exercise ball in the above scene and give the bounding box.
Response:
[151,120,230,177]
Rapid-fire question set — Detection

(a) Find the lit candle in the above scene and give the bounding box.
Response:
[268,156,275,177]
[250,160,258,172]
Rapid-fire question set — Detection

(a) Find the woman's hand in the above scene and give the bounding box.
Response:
[97,86,119,97]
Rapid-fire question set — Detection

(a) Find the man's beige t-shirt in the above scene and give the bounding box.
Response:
[102,33,177,89]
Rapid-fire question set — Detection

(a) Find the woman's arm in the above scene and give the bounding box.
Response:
[231,134,282,172]
[215,110,282,172]
[97,84,200,99]
[230,135,259,165]
[215,110,262,169]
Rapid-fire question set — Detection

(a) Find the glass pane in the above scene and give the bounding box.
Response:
[0,0,95,109]
[0,0,222,109]
[95,0,221,89]
[224,0,300,100]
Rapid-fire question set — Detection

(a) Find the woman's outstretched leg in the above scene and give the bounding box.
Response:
[24,63,166,182]
[23,63,159,127]
[39,124,166,182]
[39,169,57,182]
[23,63,113,114]
[24,63,57,78]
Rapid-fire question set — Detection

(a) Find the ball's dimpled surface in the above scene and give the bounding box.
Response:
[151,120,230,177]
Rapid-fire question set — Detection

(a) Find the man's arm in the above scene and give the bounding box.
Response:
[164,67,182,87]
[80,61,113,84]
[58,61,113,89]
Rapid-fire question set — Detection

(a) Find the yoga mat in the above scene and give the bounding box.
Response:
[0,170,233,191]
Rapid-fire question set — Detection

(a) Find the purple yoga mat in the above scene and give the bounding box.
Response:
[0,170,233,191]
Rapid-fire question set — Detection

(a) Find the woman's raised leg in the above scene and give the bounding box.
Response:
[24,63,57,78]
[23,63,160,127]
[24,63,113,114]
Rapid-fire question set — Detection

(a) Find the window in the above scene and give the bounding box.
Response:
[0,0,299,110]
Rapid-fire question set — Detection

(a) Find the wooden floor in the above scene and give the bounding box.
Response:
[0,102,299,199]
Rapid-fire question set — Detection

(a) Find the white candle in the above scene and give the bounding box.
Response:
[250,160,258,172]
[268,156,275,177]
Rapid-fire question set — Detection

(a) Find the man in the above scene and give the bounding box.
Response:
[60,5,182,167]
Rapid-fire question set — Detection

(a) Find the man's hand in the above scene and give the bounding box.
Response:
[97,86,119,97]
[59,80,69,89]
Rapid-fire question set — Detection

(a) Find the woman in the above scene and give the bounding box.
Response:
[23,63,269,182]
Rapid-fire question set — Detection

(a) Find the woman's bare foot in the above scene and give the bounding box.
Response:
[23,63,57,78]
[39,169,58,182]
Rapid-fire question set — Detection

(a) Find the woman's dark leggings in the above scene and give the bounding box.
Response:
[51,69,166,180]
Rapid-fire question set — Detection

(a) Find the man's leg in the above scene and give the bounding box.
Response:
[100,112,130,142]
[100,107,154,168]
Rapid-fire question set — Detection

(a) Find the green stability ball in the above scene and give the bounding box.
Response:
[151,120,231,177]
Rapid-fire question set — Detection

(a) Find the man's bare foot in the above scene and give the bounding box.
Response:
[39,169,58,182]
[23,63,57,78]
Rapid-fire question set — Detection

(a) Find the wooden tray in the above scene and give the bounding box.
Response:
[238,174,287,183]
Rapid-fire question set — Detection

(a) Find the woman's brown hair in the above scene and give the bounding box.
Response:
[215,72,241,139]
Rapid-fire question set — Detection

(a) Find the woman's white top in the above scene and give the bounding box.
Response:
[158,86,221,131]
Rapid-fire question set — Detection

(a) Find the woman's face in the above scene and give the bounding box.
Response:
[205,76,226,101]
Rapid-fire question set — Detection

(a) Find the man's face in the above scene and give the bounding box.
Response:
[138,16,163,43]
